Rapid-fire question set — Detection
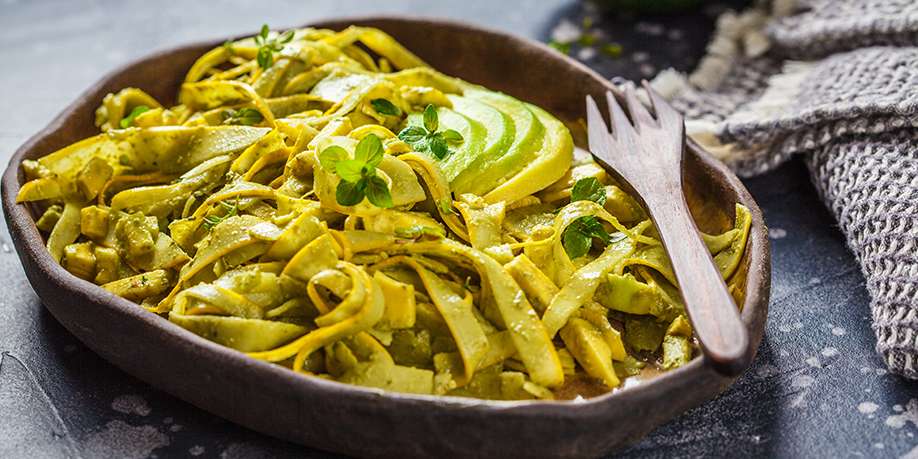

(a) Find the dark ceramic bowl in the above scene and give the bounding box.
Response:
[2,16,770,458]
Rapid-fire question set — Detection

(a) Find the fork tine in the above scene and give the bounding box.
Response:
[585,95,610,156]
[641,80,682,126]
[623,85,656,130]
[604,91,633,140]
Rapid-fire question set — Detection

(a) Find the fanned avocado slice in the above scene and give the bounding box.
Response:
[452,88,546,196]
[482,103,573,203]
[405,107,487,182]
[447,94,514,192]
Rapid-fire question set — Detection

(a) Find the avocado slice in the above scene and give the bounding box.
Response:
[452,88,546,196]
[482,103,573,203]
[447,94,514,189]
[405,106,487,182]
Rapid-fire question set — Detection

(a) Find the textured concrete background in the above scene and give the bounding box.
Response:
[1,0,916,457]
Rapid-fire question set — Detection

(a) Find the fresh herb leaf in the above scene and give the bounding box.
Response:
[335,159,364,183]
[423,104,439,132]
[570,177,606,205]
[371,98,402,116]
[548,41,571,54]
[397,125,428,143]
[562,225,592,259]
[120,105,150,128]
[336,179,366,206]
[320,134,392,208]
[440,129,463,143]
[221,107,264,126]
[253,24,295,70]
[396,105,465,160]
[561,216,611,259]
[354,133,384,167]
[428,135,449,159]
[318,145,348,173]
[365,175,393,208]
[222,40,235,55]
[256,47,273,70]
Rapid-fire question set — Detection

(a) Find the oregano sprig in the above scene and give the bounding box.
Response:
[397,104,464,159]
[254,24,294,70]
[318,134,393,208]
[562,177,612,258]
[371,98,402,116]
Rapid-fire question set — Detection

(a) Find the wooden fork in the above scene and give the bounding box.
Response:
[586,82,750,376]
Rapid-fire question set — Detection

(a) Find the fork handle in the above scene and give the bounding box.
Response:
[642,189,750,376]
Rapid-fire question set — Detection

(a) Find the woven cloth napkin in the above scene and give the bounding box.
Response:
[647,0,918,377]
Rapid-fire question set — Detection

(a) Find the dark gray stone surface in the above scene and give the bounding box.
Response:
[1,0,915,457]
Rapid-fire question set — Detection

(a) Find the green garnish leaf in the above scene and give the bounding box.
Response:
[221,107,264,126]
[256,47,273,70]
[354,133,384,167]
[571,177,607,205]
[318,145,348,173]
[423,104,439,132]
[365,175,393,208]
[396,105,464,161]
[335,159,365,183]
[428,136,449,159]
[561,216,611,259]
[371,98,402,116]
[253,24,295,70]
[222,40,235,55]
[440,129,463,143]
[120,105,151,128]
[397,125,428,143]
[336,179,366,206]
[321,134,392,208]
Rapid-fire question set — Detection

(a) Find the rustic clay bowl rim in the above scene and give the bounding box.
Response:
[1,14,770,454]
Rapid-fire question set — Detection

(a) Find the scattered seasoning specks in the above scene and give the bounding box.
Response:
[189,445,205,456]
[831,326,846,336]
[876,368,888,376]
[857,402,879,414]
[778,324,792,333]
[809,277,821,285]
[768,227,787,239]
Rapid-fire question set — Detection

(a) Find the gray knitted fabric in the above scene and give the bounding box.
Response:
[664,0,918,377]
